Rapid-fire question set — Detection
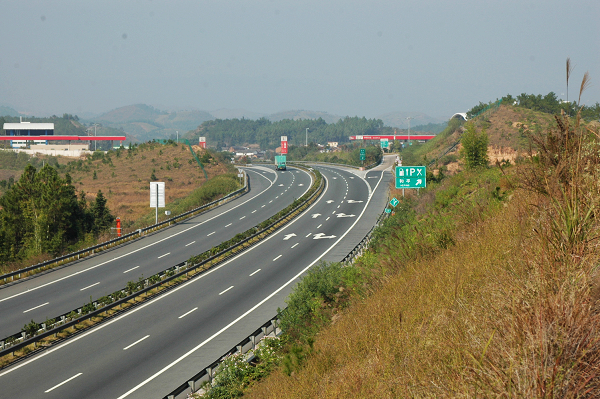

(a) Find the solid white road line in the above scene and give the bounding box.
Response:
[291,243,299,248]
[123,266,139,273]
[219,286,234,295]
[44,372,83,393]
[23,302,49,313]
[80,282,100,291]
[249,269,261,276]
[157,253,170,259]
[185,241,195,247]
[207,232,215,236]
[178,307,198,319]
[273,255,282,261]
[123,335,150,350]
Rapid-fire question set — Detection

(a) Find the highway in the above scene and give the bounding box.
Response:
[0,166,312,339]
[0,163,392,399]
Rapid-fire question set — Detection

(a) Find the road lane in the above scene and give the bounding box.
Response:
[0,165,389,399]
[0,166,312,338]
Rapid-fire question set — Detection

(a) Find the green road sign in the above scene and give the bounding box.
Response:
[385,208,391,214]
[395,166,426,189]
[360,148,366,161]
[390,197,399,207]
[380,139,388,148]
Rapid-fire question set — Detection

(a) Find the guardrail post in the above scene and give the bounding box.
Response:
[206,367,213,384]
[0,340,4,350]
[188,380,196,392]
[237,344,243,353]
[250,335,256,350]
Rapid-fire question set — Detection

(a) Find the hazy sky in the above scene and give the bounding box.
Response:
[1,0,598,120]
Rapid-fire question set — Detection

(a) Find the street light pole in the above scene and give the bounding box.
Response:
[176,131,178,143]
[406,117,413,144]
[305,128,309,146]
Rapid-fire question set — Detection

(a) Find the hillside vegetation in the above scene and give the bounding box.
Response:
[198,107,600,397]
[61,142,238,230]
[0,142,240,273]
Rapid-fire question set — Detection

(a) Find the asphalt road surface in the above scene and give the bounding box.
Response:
[0,162,392,399]
[0,166,312,339]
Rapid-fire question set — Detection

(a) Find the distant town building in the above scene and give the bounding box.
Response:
[3,120,54,148]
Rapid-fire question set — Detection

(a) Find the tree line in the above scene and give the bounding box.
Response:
[0,165,113,262]
[187,116,386,150]
[468,92,600,121]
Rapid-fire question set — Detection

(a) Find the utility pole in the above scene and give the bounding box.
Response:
[93,123,99,151]
[406,117,413,144]
[176,131,178,143]
[305,128,309,146]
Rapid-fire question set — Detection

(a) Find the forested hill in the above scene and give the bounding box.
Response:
[185,116,393,150]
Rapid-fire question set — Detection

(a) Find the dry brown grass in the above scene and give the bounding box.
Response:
[244,113,600,398]
[64,143,232,228]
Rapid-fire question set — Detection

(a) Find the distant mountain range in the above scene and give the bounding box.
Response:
[1,103,447,142]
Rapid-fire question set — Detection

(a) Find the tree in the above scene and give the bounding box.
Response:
[91,190,114,234]
[460,124,488,169]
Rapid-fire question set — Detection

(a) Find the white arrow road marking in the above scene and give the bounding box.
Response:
[44,373,83,393]
[123,335,150,350]
[313,233,336,239]
[311,213,321,218]
[346,200,364,203]
[23,302,49,313]
[283,233,297,240]
[336,213,356,218]
[326,200,335,203]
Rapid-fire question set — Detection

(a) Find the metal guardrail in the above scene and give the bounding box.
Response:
[0,172,249,286]
[0,171,324,362]
[164,317,282,399]
[164,191,391,399]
